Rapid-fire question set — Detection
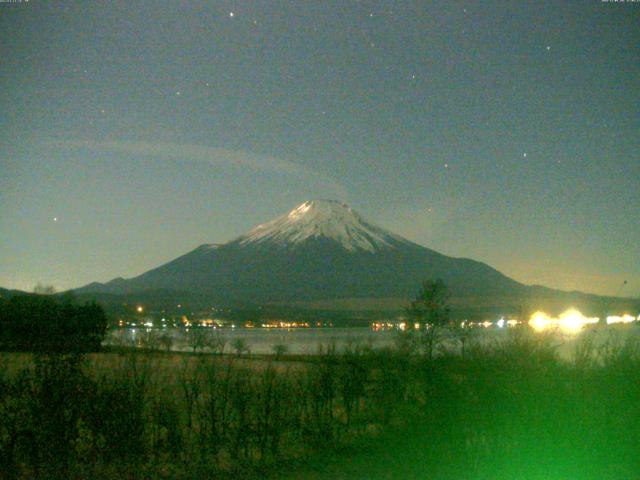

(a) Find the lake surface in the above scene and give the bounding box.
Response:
[105,324,640,359]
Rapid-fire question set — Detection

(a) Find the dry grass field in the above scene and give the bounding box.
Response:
[1,329,640,479]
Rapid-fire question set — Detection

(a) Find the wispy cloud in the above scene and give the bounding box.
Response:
[47,139,349,200]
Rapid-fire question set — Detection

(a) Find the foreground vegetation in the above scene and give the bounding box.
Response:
[0,327,639,479]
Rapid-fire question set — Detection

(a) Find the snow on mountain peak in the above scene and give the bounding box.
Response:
[237,200,407,252]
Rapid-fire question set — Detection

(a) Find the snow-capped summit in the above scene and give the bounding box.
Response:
[237,200,408,252]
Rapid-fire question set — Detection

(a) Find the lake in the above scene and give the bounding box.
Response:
[105,324,640,359]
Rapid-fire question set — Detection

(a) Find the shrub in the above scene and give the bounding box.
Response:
[0,295,107,353]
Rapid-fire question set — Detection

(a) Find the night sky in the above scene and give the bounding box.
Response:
[1,1,638,297]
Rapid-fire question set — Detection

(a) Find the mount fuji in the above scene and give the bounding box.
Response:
[76,200,530,305]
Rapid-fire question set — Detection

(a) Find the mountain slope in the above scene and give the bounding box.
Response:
[76,200,526,302]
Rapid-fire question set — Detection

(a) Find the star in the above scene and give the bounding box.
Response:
[229,12,234,18]
[53,217,58,222]
[176,91,181,96]
[546,45,551,51]
[444,163,449,168]
[523,153,527,158]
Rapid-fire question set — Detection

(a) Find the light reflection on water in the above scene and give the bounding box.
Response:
[105,325,640,358]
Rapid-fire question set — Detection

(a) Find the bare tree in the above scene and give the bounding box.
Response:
[159,332,174,352]
[139,330,162,351]
[186,327,209,353]
[33,283,56,295]
[210,331,227,355]
[272,343,288,358]
[231,338,250,357]
[454,320,475,360]
[404,279,451,359]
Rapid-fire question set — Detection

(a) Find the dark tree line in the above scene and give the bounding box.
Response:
[0,294,107,352]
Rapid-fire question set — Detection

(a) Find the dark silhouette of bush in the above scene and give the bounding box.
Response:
[0,294,107,352]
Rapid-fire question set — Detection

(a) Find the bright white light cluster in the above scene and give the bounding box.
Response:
[529,309,600,334]
[606,314,637,325]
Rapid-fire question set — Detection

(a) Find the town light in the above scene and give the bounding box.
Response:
[529,309,598,333]
[529,311,552,332]
[606,314,636,325]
